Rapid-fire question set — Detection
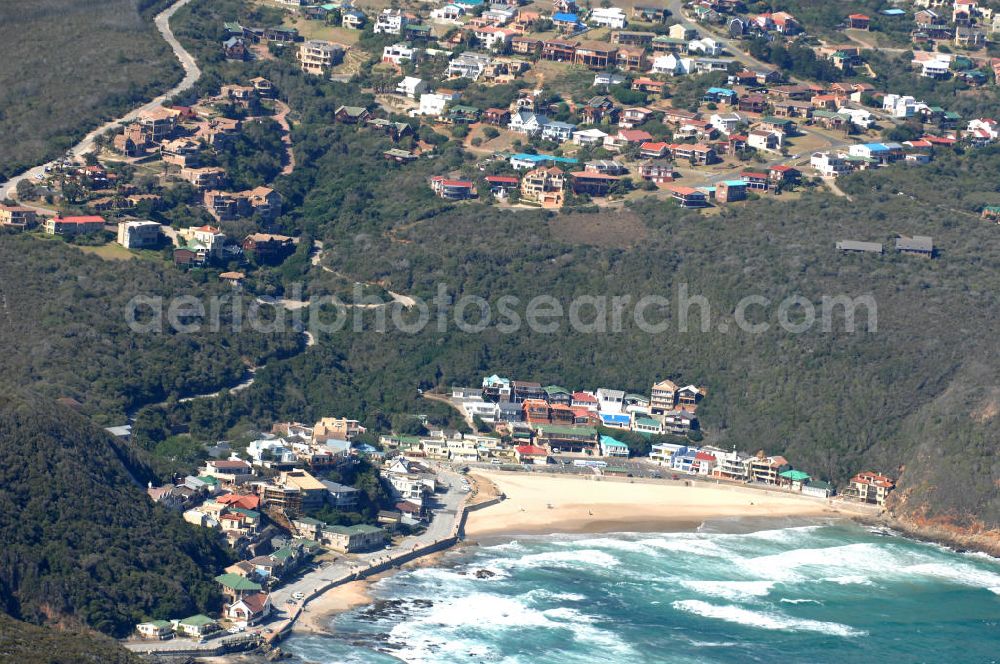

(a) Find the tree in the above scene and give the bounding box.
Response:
[391,414,426,435]
[15,179,35,201]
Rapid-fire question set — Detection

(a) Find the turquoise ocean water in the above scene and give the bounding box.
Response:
[285,519,1000,663]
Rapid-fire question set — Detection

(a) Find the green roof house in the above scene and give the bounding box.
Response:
[175,614,219,637]
[215,572,262,600]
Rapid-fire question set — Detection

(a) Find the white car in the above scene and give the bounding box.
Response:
[291,591,305,600]
[227,625,244,633]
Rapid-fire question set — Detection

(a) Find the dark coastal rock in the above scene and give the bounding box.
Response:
[474,569,496,579]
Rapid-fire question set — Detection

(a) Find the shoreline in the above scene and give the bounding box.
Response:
[284,471,855,641]
[289,547,457,636]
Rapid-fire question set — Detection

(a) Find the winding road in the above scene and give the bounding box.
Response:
[0,0,201,199]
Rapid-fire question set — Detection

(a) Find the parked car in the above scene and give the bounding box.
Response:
[292,591,305,600]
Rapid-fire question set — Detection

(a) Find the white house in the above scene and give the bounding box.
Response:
[967,117,999,141]
[651,53,694,76]
[593,72,626,87]
[589,7,627,28]
[709,112,742,135]
[382,43,418,65]
[508,110,549,136]
[473,26,515,50]
[747,129,783,152]
[396,76,428,98]
[247,438,297,466]
[447,52,492,79]
[431,3,465,21]
[810,151,850,177]
[688,37,722,56]
[573,127,609,145]
[418,93,450,116]
[541,120,577,142]
[374,8,406,34]
[837,107,875,129]
[381,456,437,506]
[920,55,953,78]
[227,593,272,627]
[117,220,162,249]
[596,388,626,413]
[882,94,918,119]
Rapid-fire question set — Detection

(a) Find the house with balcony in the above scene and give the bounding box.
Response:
[0,205,37,230]
[574,42,617,69]
[849,471,895,506]
[45,215,105,236]
[520,166,566,208]
[430,176,477,200]
[374,8,407,34]
[541,39,577,62]
[668,185,707,208]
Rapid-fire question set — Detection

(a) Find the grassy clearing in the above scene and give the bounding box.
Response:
[75,244,139,261]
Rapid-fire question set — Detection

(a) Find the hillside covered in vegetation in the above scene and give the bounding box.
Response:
[0,394,234,637]
[0,613,139,663]
[0,236,301,423]
[0,0,181,181]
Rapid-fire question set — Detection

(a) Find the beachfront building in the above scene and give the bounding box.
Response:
[849,471,895,506]
[515,444,550,465]
[599,435,630,458]
[714,449,752,482]
[748,452,789,485]
[649,441,684,465]
[321,524,387,552]
[534,424,599,455]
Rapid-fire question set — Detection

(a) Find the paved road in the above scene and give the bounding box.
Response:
[270,466,468,611]
[0,0,201,199]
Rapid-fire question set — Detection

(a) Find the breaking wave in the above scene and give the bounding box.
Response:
[671,600,866,637]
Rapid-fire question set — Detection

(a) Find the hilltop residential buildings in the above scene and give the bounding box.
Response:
[0,205,37,230]
[298,40,344,75]
[116,220,162,249]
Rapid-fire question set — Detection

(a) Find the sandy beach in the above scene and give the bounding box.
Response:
[464,471,845,537]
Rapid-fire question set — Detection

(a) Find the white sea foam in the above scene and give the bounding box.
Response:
[738,525,826,542]
[904,562,1000,595]
[743,542,892,582]
[501,548,622,569]
[822,575,874,586]
[558,536,654,553]
[387,592,634,663]
[680,580,775,601]
[780,598,823,605]
[671,600,866,637]
[643,535,729,558]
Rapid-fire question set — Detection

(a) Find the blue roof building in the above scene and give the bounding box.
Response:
[553,12,579,23]
[599,413,631,428]
[705,86,737,100]
[509,153,580,169]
